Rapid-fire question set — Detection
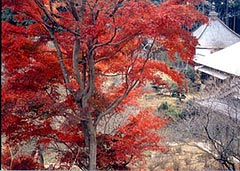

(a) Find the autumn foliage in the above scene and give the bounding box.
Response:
[1,0,206,170]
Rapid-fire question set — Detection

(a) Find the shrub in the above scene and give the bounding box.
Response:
[158,101,169,111]
[158,102,184,121]
[182,66,196,83]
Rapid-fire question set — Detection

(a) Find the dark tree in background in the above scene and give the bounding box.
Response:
[152,0,240,34]
[205,0,240,34]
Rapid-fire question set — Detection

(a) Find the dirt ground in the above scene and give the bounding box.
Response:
[133,142,221,171]
[135,88,225,171]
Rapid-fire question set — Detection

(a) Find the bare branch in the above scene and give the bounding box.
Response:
[35,0,58,25]
[69,0,80,21]
[109,31,141,46]
[72,38,84,92]
[109,0,125,17]
[84,50,95,105]
[88,21,118,54]
[47,28,70,85]
[95,38,156,126]
[95,46,124,64]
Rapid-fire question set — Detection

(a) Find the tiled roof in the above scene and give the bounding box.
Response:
[194,42,240,77]
[193,11,240,49]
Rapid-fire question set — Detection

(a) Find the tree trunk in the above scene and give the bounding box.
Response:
[233,16,236,31]
[80,113,97,170]
[225,0,229,26]
[87,115,97,170]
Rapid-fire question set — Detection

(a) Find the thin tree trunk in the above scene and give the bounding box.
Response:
[225,0,229,26]
[233,16,236,31]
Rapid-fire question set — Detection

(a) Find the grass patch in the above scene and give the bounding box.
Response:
[157,101,184,121]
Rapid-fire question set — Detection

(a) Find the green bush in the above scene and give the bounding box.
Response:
[158,102,184,120]
[158,101,169,111]
[182,66,196,83]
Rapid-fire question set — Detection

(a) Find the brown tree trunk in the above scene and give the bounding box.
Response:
[88,119,97,170]
[80,110,97,170]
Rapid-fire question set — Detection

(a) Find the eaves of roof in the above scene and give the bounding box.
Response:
[194,42,240,77]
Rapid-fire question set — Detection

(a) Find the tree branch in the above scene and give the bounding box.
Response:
[73,38,84,94]
[95,38,156,126]
[109,0,125,17]
[47,28,70,84]
[88,21,118,54]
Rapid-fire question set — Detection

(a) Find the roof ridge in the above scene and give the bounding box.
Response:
[216,17,240,38]
[197,23,208,40]
[193,16,240,39]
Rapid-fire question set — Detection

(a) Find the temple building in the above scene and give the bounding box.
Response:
[192,11,240,121]
[193,10,240,57]
[193,10,240,80]
[194,42,240,80]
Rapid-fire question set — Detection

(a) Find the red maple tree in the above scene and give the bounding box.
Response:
[1,0,206,170]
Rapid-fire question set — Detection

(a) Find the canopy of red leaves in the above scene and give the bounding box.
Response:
[1,0,206,169]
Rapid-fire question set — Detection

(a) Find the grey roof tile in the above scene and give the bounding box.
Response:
[193,11,240,49]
